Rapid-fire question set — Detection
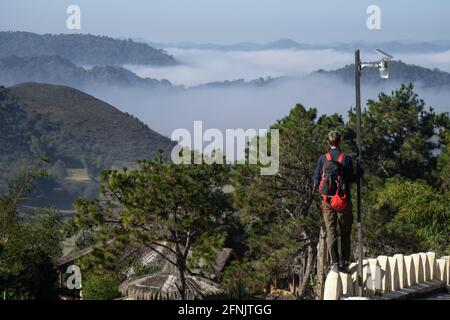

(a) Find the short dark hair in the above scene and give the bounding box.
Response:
[328,131,341,147]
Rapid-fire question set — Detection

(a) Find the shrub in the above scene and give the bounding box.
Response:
[82,272,121,300]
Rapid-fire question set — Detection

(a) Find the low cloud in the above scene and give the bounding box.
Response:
[397,50,450,72]
[90,48,450,140]
[90,75,450,140]
[125,48,450,88]
[125,48,355,87]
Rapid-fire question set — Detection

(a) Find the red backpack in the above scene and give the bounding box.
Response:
[318,152,348,212]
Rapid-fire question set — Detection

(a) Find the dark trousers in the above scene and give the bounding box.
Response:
[323,202,353,265]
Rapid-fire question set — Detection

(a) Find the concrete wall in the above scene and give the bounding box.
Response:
[323,252,450,300]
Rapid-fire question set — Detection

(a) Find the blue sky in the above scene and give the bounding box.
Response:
[1,0,449,43]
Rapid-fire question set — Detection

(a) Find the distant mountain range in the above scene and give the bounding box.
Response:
[148,38,450,53]
[192,77,282,89]
[188,61,450,90]
[2,55,450,91]
[0,55,174,90]
[314,60,450,88]
[0,83,175,208]
[0,31,177,66]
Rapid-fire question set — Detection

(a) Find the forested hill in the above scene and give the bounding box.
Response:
[5,82,175,167]
[0,83,175,206]
[314,60,450,88]
[0,55,173,89]
[0,31,177,66]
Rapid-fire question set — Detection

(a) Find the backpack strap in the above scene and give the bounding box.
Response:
[337,152,346,191]
[337,152,345,164]
[321,153,332,178]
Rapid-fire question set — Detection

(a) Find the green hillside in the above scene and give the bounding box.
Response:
[0,83,175,208]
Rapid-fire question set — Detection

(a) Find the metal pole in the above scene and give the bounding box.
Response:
[355,49,364,297]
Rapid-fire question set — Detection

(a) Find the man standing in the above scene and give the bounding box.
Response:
[313,131,361,273]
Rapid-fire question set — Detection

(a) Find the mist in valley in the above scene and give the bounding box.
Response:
[124,48,355,87]
[88,48,450,142]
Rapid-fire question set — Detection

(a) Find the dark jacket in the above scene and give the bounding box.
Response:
[313,149,358,197]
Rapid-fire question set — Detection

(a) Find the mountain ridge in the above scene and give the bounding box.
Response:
[148,38,450,53]
[0,31,177,66]
[314,60,450,88]
[0,55,174,90]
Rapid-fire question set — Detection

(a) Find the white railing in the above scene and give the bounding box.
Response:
[324,253,450,300]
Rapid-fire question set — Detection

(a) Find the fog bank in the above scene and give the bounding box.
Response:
[90,75,450,140]
[125,48,450,87]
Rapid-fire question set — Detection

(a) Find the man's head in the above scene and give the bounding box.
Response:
[327,131,341,149]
